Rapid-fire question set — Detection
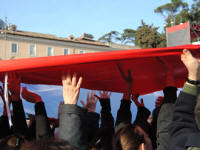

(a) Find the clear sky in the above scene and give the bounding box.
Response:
[0,0,194,39]
[0,0,192,119]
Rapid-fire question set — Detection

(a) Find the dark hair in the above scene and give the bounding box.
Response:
[20,138,74,150]
[0,135,24,150]
[112,124,145,150]
[89,127,114,150]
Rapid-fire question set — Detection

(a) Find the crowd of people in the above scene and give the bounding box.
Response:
[0,49,199,150]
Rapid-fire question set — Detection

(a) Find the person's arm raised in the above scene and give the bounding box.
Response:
[22,87,52,139]
[81,90,98,112]
[168,49,200,149]
[81,90,100,143]
[8,73,28,137]
[59,73,88,150]
[115,67,133,131]
[96,91,114,128]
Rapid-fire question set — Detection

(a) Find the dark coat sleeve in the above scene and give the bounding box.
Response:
[156,86,177,150]
[58,104,88,150]
[0,115,12,139]
[35,102,52,140]
[99,98,114,129]
[88,98,114,150]
[195,94,200,130]
[151,107,161,150]
[157,103,174,150]
[134,106,151,135]
[86,111,99,143]
[115,99,132,132]
[12,100,28,137]
[168,91,200,150]
[26,119,36,141]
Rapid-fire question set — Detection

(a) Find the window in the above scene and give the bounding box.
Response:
[47,47,54,56]
[79,50,84,54]
[64,49,69,55]
[11,42,18,54]
[30,45,36,56]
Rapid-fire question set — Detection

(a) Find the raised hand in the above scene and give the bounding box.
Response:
[62,73,83,104]
[155,96,164,108]
[122,70,133,100]
[21,87,42,103]
[117,64,133,99]
[95,91,112,99]
[81,90,98,112]
[181,49,200,81]
[132,94,144,107]
[8,73,21,102]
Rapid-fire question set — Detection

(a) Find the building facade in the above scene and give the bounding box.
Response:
[0,23,138,60]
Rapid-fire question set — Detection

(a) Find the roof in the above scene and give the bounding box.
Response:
[0,29,109,47]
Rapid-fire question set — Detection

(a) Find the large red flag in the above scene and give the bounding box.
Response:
[0,44,199,95]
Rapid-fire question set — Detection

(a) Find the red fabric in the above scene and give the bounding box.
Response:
[166,22,189,33]
[0,44,200,95]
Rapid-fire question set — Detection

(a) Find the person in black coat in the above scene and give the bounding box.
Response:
[59,73,99,150]
[89,91,114,150]
[150,96,163,149]
[7,74,28,138]
[112,69,153,150]
[168,49,200,150]
[0,73,29,149]
[156,86,177,150]
[8,73,53,140]
[21,87,52,139]
[80,90,100,145]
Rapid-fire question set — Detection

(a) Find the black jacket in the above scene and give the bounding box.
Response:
[195,92,200,130]
[0,115,12,139]
[86,111,100,143]
[115,99,132,132]
[58,104,99,150]
[35,102,52,139]
[12,100,52,141]
[115,99,151,133]
[151,107,161,150]
[169,84,200,150]
[156,86,177,150]
[88,98,114,150]
[134,106,151,135]
[12,100,28,137]
[99,98,114,129]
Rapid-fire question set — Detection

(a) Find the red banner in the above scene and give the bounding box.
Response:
[0,45,200,95]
